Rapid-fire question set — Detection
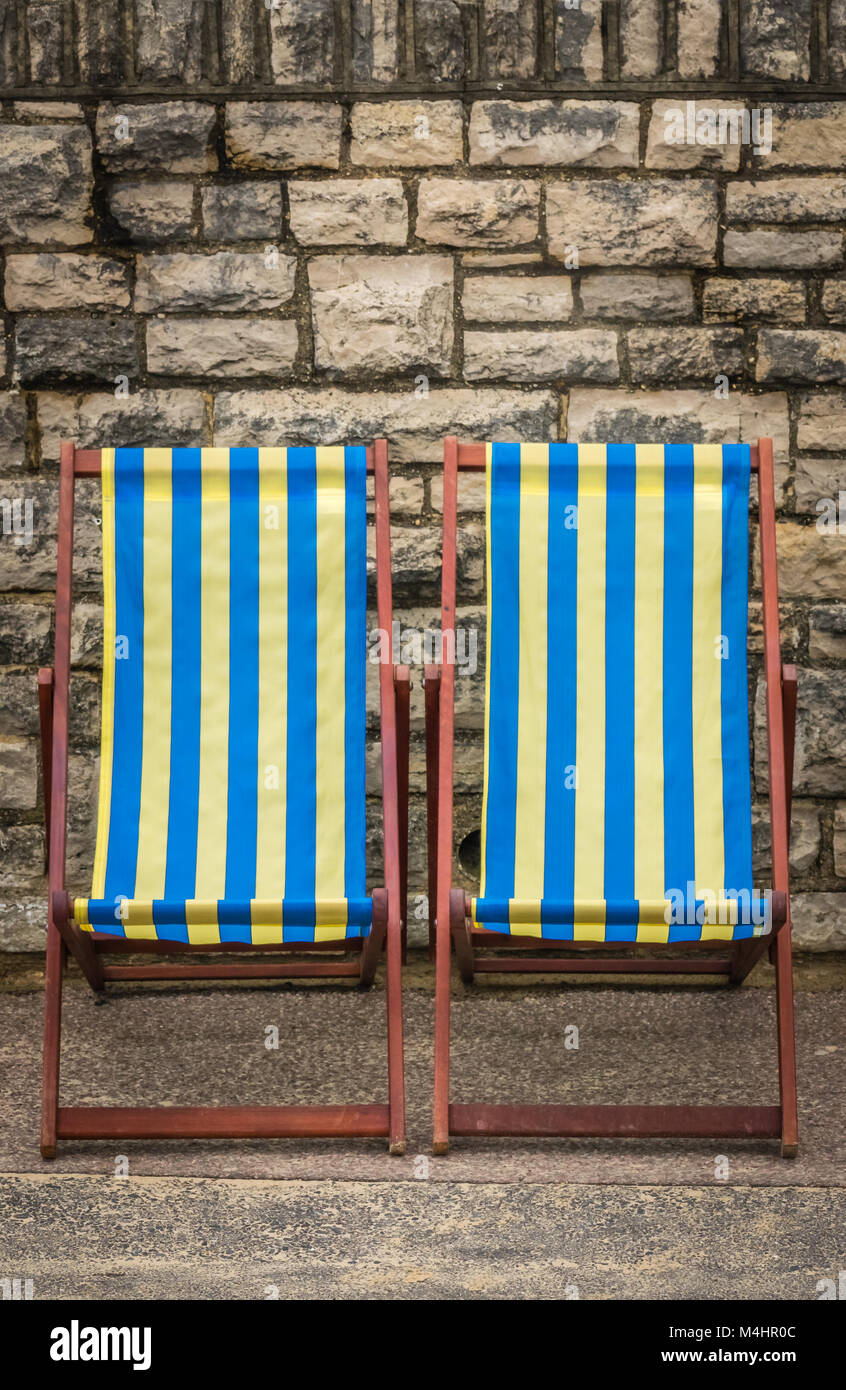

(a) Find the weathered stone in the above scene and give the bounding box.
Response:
[835,803,846,876]
[619,0,661,78]
[70,598,103,667]
[14,102,84,120]
[351,0,400,83]
[462,275,574,323]
[567,389,789,461]
[469,100,639,169]
[288,179,408,246]
[36,389,207,465]
[308,255,454,377]
[646,101,746,171]
[725,178,846,223]
[768,525,846,601]
[430,475,487,513]
[135,251,296,312]
[809,604,846,660]
[218,0,259,85]
[797,393,846,450]
[4,253,130,311]
[0,599,52,664]
[554,0,603,80]
[821,280,846,324]
[350,101,463,167]
[109,182,196,242]
[96,102,216,174]
[767,104,846,170]
[146,318,298,378]
[580,273,694,320]
[0,899,44,952]
[0,823,45,892]
[462,251,542,268]
[464,329,618,383]
[627,327,744,384]
[756,666,846,795]
[366,473,425,517]
[26,4,65,85]
[135,0,205,82]
[676,0,722,78]
[757,331,846,385]
[417,179,539,247]
[752,802,821,876]
[740,0,811,80]
[415,0,465,81]
[794,455,839,517]
[723,230,842,270]
[0,125,92,246]
[831,0,846,82]
[547,178,718,267]
[15,317,138,386]
[75,0,123,83]
[269,0,334,84]
[214,387,558,462]
[482,0,536,78]
[790,895,846,950]
[0,393,29,471]
[702,278,806,325]
[0,740,37,809]
[202,184,283,242]
[225,102,342,171]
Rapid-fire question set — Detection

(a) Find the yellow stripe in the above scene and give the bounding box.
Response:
[573,443,606,936]
[194,449,230,898]
[254,448,287,908]
[91,449,116,898]
[186,899,222,945]
[314,447,347,926]
[511,444,549,938]
[132,448,172,902]
[691,444,725,898]
[479,442,494,899]
[633,444,668,942]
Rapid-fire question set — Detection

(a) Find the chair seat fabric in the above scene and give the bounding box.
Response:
[76,445,370,945]
[473,441,768,943]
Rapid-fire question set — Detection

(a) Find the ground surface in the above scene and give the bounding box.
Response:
[1,953,844,1298]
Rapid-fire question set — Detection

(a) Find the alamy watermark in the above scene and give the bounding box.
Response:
[369,620,478,676]
[664,102,773,157]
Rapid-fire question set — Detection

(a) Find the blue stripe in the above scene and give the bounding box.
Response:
[162,447,202,940]
[343,446,368,902]
[482,442,521,902]
[720,443,754,895]
[223,448,260,929]
[542,442,579,941]
[603,443,636,903]
[662,444,696,914]
[284,448,318,924]
[103,448,145,903]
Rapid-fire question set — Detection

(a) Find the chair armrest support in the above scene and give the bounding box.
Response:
[393,665,410,958]
[424,664,441,957]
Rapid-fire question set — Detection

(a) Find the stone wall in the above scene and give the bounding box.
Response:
[1,0,846,950]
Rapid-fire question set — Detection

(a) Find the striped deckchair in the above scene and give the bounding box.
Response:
[429,436,798,1156]
[39,439,406,1156]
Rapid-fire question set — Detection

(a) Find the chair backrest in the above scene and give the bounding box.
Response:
[474,441,759,941]
[80,445,369,943]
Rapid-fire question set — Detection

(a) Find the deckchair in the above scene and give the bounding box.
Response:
[429,436,798,1156]
[39,439,406,1156]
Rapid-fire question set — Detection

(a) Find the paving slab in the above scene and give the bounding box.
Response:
[0,1174,842,1300]
[1,959,843,1185]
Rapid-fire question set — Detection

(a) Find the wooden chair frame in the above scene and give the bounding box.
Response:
[39,438,407,1156]
[429,435,799,1157]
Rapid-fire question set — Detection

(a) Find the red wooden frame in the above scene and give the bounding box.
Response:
[39,439,406,1156]
[430,436,799,1157]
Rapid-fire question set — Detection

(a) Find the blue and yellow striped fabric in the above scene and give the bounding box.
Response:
[472,442,770,943]
[75,446,370,944]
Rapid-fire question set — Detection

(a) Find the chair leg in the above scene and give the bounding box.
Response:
[394,666,410,965]
[433,894,452,1155]
[384,893,406,1155]
[774,919,799,1158]
[424,666,440,962]
[41,924,65,1159]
